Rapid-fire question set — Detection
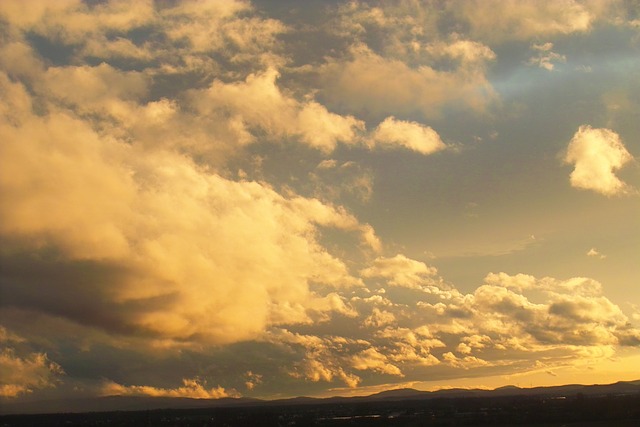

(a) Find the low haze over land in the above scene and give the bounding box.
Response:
[1,0,639,409]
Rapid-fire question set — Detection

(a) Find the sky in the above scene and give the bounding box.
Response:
[0,0,639,406]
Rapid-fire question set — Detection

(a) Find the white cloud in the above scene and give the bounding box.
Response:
[564,125,634,196]
[370,117,446,155]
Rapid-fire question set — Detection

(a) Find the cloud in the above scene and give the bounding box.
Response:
[464,274,632,347]
[20,63,366,160]
[483,272,604,297]
[266,329,363,388]
[0,72,380,346]
[442,351,491,369]
[41,63,149,108]
[374,327,444,366]
[102,378,239,399]
[410,271,639,374]
[161,0,284,55]
[564,125,634,196]
[0,0,638,402]
[327,1,440,62]
[328,2,496,68]
[453,0,599,41]
[244,371,263,391]
[424,39,496,64]
[527,42,566,71]
[193,68,365,153]
[293,359,361,388]
[363,308,396,328]
[351,348,403,376]
[0,0,154,38]
[318,43,496,120]
[0,0,284,72]
[309,160,374,203]
[587,247,607,259]
[360,254,439,290]
[0,329,64,398]
[370,117,446,155]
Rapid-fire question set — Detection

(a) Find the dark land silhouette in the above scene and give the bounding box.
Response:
[1,380,639,426]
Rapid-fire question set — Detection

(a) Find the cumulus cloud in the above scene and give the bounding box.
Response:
[0,0,394,359]
[293,359,361,388]
[161,0,284,57]
[0,329,64,398]
[483,272,604,297]
[0,72,380,346]
[363,308,397,328]
[0,0,638,402]
[318,43,496,120]
[0,0,284,72]
[370,117,446,155]
[453,0,601,41]
[102,378,239,399]
[564,125,634,196]
[326,1,439,66]
[266,329,363,388]
[360,255,439,290]
[193,68,365,153]
[442,352,490,369]
[374,327,444,366]
[351,348,403,376]
[454,273,633,348]
[0,0,155,39]
[401,270,640,378]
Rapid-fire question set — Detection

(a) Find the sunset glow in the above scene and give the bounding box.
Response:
[1,0,639,407]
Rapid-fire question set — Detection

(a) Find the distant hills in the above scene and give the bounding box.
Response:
[2,379,639,415]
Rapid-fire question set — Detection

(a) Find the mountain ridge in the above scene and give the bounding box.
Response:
[2,379,639,415]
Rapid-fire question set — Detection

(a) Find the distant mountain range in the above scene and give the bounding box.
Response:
[2,379,639,415]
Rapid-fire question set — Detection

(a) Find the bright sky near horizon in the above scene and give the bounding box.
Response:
[1,0,639,405]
